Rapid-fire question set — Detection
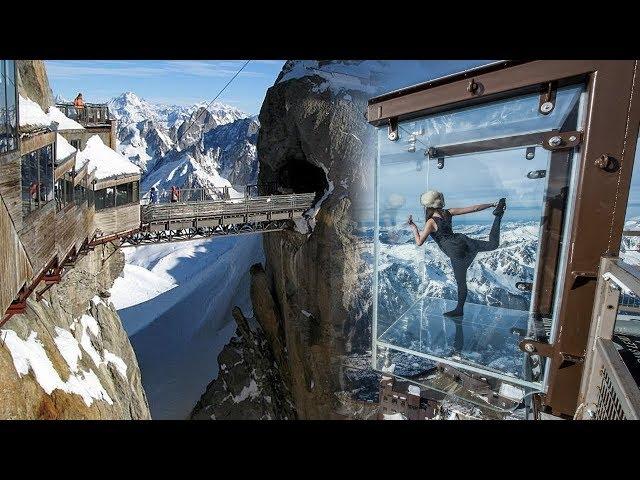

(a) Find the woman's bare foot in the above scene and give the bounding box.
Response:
[443,308,464,317]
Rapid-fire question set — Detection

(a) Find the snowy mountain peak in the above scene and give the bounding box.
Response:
[107,92,246,132]
[110,91,258,191]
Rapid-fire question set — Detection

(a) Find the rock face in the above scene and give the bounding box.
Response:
[17,60,54,110]
[0,245,151,420]
[190,303,296,420]
[252,62,377,419]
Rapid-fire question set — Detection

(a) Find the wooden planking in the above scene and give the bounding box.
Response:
[18,201,57,274]
[74,162,89,186]
[94,203,140,236]
[56,203,92,259]
[20,131,55,156]
[54,154,76,181]
[85,202,95,242]
[94,174,140,191]
[0,150,23,231]
[0,193,33,316]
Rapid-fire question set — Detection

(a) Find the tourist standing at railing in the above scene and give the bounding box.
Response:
[171,186,180,203]
[73,93,85,109]
[150,187,158,204]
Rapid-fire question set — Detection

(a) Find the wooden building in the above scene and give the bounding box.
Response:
[75,134,141,237]
[1,61,141,322]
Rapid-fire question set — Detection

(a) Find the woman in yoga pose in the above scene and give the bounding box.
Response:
[408,190,507,317]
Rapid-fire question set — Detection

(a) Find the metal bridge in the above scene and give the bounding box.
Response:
[116,190,316,246]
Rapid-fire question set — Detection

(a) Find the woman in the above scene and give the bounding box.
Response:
[408,190,506,317]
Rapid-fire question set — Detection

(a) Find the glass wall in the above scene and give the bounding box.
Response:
[21,144,55,217]
[1,60,18,154]
[95,180,139,210]
[55,174,74,211]
[373,84,586,389]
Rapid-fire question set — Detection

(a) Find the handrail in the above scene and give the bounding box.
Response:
[140,192,315,224]
[54,103,111,125]
[578,256,640,419]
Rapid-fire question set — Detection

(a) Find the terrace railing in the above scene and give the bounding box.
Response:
[55,103,111,126]
[577,257,640,420]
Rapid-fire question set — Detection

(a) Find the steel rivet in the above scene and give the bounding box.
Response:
[467,79,479,94]
[524,343,536,353]
[569,135,577,142]
[526,151,535,160]
[388,131,398,141]
[548,136,562,148]
[540,101,554,114]
[595,154,611,170]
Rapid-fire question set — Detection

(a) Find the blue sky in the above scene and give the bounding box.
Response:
[45,60,498,116]
[45,60,286,114]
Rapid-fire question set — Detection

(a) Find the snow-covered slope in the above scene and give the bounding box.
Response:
[109,235,265,419]
[621,217,640,266]
[108,92,246,172]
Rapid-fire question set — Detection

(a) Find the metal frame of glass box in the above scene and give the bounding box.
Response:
[368,60,640,417]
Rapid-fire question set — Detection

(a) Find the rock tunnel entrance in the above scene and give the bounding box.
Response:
[276,156,329,204]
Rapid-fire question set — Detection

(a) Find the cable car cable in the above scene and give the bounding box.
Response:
[175,60,251,147]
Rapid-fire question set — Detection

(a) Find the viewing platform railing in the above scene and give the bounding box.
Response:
[578,257,640,420]
[54,103,111,126]
[141,183,281,205]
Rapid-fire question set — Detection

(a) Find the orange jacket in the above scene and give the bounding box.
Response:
[73,96,85,108]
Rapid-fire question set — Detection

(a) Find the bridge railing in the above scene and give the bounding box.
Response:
[140,192,316,224]
[141,182,282,205]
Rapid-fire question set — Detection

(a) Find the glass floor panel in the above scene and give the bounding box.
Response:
[378,295,533,386]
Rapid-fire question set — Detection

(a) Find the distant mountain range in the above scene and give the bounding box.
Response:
[105,92,258,196]
[363,220,538,320]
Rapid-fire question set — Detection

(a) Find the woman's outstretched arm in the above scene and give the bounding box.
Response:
[448,201,497,216]
[408,215,435,246]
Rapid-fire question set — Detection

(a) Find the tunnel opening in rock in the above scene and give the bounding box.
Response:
[277,156,329,204]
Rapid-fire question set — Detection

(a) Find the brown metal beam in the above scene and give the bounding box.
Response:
[367,61,622,126]
[544,61,640,416]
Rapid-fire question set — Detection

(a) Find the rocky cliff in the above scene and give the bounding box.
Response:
[250,61,377,419]
[0,244,151,419]
[187,62,380,420]
[17,60,54,110]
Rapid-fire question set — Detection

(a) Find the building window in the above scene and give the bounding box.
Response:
[70,139,81,150]
[74,183,87,204]
[21,144,54,217]
[55,174,74,212]
[1,60,18,154]
[95,180,139,210]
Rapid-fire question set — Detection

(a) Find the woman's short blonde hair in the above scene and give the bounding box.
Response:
[420,190,445,209]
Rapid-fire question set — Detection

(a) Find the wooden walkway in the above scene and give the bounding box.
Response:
[122,192,316,245]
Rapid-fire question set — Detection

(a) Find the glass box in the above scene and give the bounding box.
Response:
[372,83,588,392]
